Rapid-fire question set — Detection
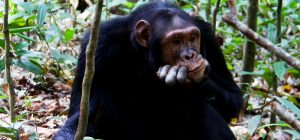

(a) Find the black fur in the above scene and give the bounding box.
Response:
[53,2,242,140]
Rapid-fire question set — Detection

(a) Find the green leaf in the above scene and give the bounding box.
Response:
[267,24,277,43]
[0,95,8,100]
[253,90,268,98]
[248,115,261,136]
[14,50,29,57]
[18,2,36,14]
[0,39,5,48]
[50,49,77,64]
[257,121,291,130]
[37,5,48,26]
[0,126,18,139]
[239,70,264,76]
[9,18,29,28]
[14,33,37,42]
[226,63,233,71]
[287,68,300,78]
[50,49,62,60]
[283,130,300,140]
[13,58,44,75]
[181,4,193,13]
[279,39,289,48]
[60,55,77,64]
[22,51,44,58]
[275,96,300,118]
[287,96,300,108]
[64,28,75,42]
[13,113,26,122]
[54,24,65,43]
[0,59,4,72]
[8,13,25,24]
[273,61,287,81]
[9,26,36,33]
[14,42,30,50]
[123,2,135,9]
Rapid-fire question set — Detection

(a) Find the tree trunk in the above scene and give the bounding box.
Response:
[239,0,258,121]
[270,0,282,130]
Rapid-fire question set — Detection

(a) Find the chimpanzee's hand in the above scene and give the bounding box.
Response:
[157,54,209,87]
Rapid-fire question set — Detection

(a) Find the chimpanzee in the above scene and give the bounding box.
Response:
[53,2,242,140]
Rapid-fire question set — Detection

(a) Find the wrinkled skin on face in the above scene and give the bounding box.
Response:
[135,17,209,87]
[157,26,209,87]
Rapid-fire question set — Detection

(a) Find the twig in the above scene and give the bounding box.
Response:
[85,0,93,6]
[271,102,300,132]
[74,0,104,139]
[213,0,221,32]
[222,0,300,70]
[3,0,16,122]
[248,98,274,112]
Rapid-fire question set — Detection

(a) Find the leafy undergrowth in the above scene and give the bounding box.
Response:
[0,71,71,139]
[230,73,300,140]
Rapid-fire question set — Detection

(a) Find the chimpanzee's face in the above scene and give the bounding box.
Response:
[160,26,201,70]
[134,15,205,77]
[160,16,202,74]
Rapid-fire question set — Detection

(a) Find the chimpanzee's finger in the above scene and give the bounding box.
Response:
[165,66,179,87]
[177,66,187,84]
[158,65,170,80]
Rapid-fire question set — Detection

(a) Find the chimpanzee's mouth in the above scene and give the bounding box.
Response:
[188,66,201,73]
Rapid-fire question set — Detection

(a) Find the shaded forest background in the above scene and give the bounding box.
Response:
[0,0,300,139]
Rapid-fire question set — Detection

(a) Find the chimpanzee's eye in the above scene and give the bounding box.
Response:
[190,35,196,42]
[173,38,181,45]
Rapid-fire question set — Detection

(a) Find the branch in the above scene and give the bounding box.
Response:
[213,0,221,32]
[271,102,300,132]
[222,0,300,70]
[3,0,16,122]
[85,0,93,6]
[74,0,103,139]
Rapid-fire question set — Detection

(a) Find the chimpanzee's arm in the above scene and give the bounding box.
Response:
[200,74,242,122]
[194,18,243,122]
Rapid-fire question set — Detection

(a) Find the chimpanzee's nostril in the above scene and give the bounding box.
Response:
[185,53,193,60]
[185,55,190,60]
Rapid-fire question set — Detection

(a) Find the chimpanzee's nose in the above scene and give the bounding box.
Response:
[185,53,194,60]
[182,49,196,61]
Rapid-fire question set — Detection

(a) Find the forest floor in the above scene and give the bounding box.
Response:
[0,70,71,139]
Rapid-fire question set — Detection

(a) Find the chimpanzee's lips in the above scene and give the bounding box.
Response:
[188,66,201,73]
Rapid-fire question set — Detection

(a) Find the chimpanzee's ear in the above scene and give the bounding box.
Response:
[135,20,151,48]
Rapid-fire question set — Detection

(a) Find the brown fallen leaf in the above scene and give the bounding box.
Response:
[29,101,42,111]
[20,133,30,140]
[38,126,58,139]
[53,82,71,92]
